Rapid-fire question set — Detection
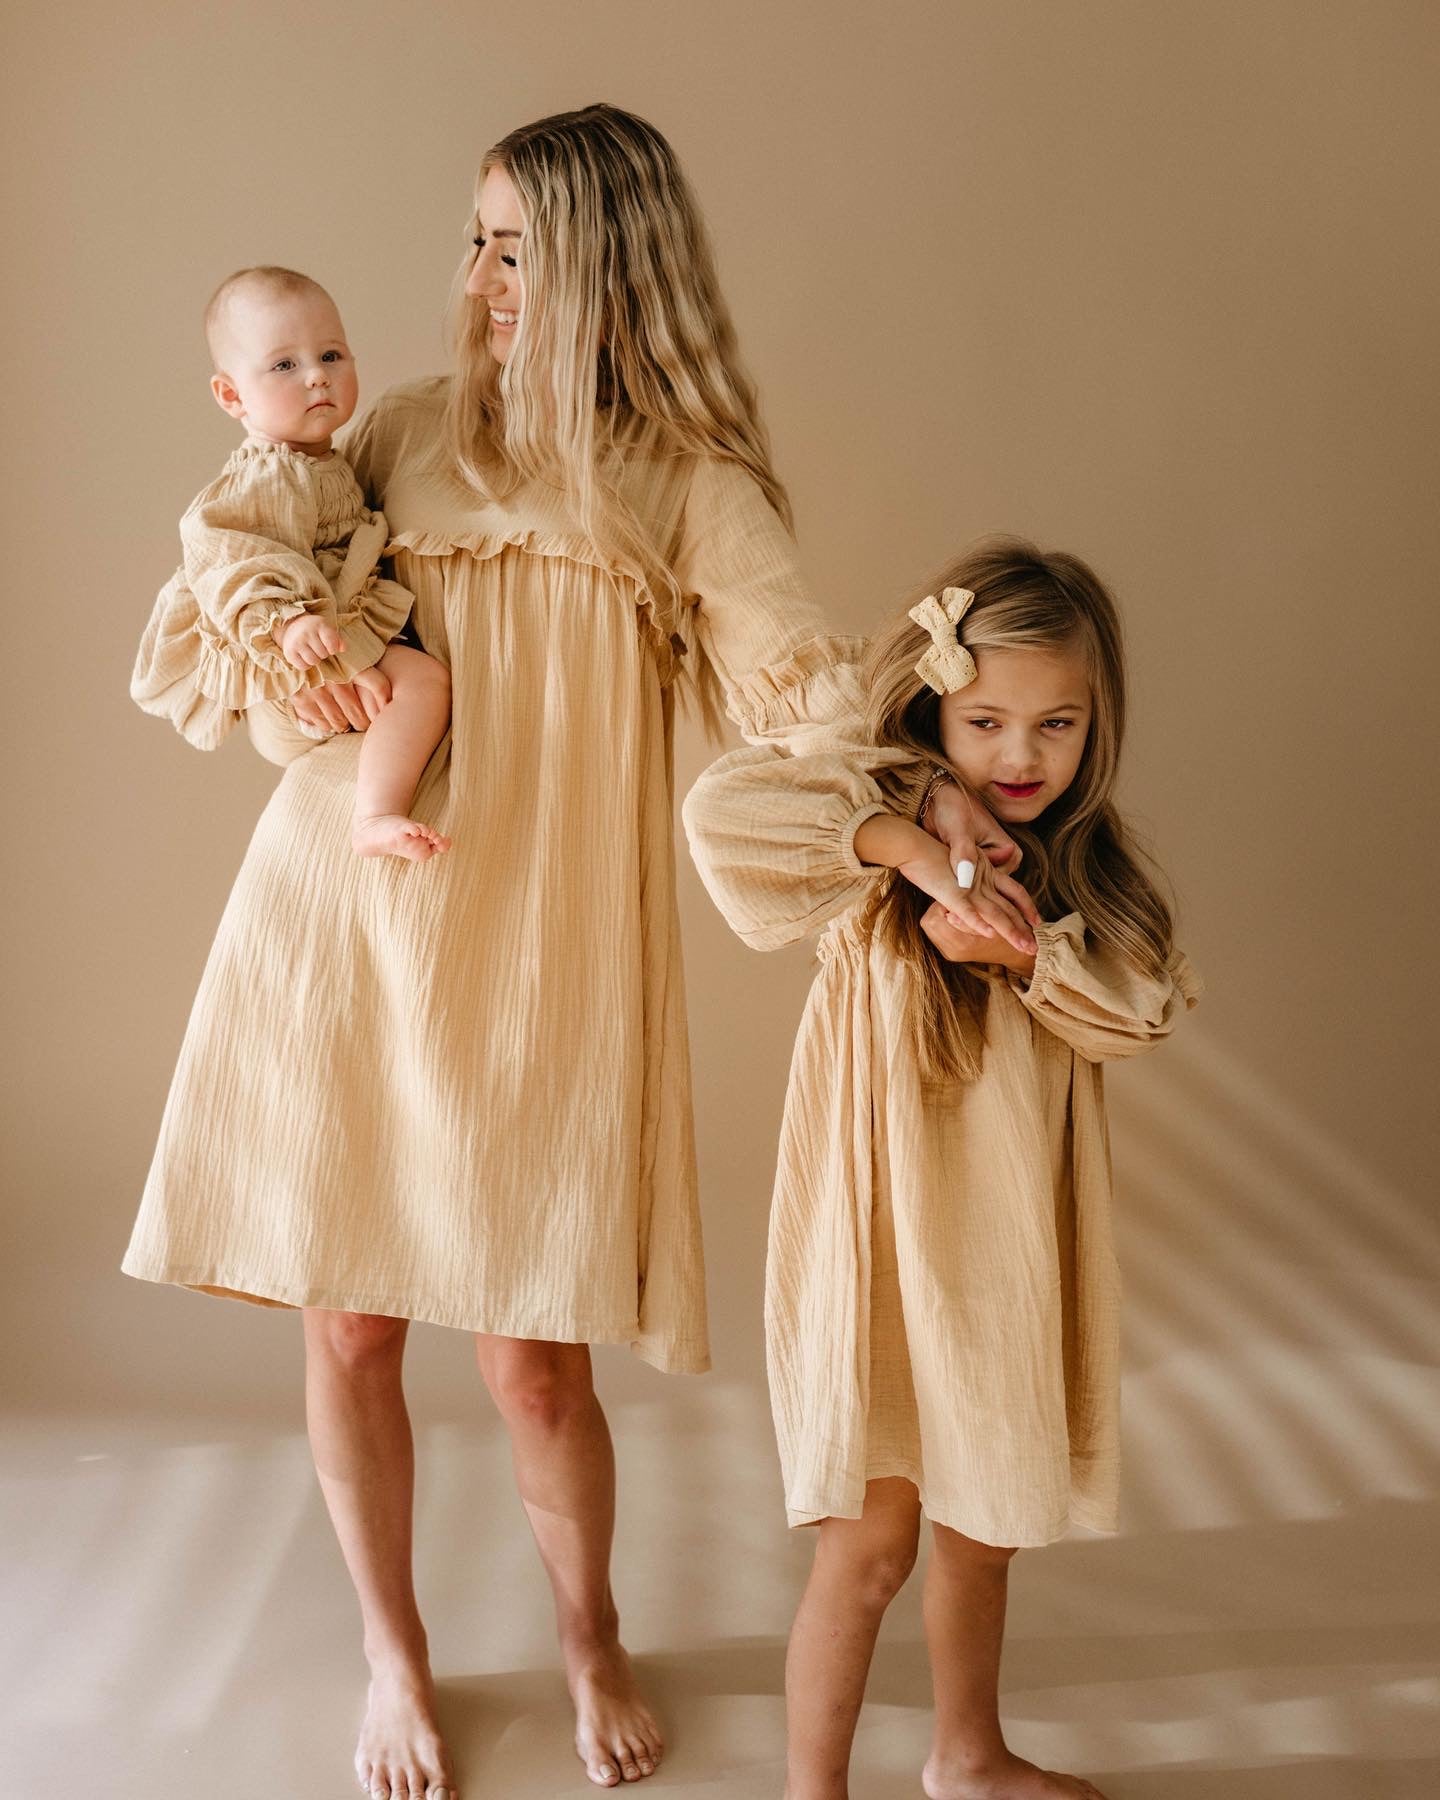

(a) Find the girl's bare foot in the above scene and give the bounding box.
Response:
[352,814,452,862]
[922,1752,1107,1800]
[354,1656,456,1799]
[566,1638,664,1786]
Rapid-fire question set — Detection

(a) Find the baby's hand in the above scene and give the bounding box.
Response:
[275,612,344,670]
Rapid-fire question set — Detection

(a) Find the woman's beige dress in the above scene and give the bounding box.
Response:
[684,748,1201,1540]
[123,377,889,1374]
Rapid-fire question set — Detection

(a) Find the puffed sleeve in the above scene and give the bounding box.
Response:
[678,456,916,950]
[181,447,339,707]
[1007,913,1202,1062]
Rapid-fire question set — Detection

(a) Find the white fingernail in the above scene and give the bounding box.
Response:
[954,859,976,889]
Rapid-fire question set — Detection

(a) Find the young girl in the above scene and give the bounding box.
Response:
[684,537,1200,1800]
[131,264,452,861]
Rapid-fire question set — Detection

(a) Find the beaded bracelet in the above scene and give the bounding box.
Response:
[917,764,951,828]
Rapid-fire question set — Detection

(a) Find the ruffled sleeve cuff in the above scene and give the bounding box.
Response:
[683,749,898,951]
[193,570,414,714]
[724,635,871,750]
[1007,913,1202,1062]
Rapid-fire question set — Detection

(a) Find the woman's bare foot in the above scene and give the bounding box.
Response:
[354,1656,456,1799]
[566,1638,664,1786]
[922,1751,1107,1800]
[352,815,452,862]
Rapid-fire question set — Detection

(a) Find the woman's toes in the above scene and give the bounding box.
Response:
[589,1759,620,1788]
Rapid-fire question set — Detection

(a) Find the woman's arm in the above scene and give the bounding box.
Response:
[679,456,1033,951]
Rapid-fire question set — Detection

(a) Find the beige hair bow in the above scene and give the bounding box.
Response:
[909,587,978,694]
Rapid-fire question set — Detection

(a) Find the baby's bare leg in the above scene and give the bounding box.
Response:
[922,1526,1106,1800]
[352,645,452,863]
[784,1477,922,1800]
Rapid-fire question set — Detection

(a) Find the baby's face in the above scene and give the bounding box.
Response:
[210,288,359,453]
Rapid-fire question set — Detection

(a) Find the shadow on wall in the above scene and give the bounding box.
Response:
[1102,1025,1439,1536]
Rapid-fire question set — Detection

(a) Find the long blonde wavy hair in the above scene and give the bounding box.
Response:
[447,103,787,696]
[863,536,1176,1083]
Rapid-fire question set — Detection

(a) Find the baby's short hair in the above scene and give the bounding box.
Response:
[204,265,333,366]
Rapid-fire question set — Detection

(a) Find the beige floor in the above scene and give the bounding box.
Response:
[5,1368,1438,1799]
[8,1006,1439,1798]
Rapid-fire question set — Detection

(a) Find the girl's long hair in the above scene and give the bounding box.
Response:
[863,536,1175,1084]
[447,103,787,701]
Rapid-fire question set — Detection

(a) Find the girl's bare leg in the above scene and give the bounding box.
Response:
[922,1526,1105,1800]
[303,1308,455,1800]
[474,1336,662,1788]
[352,644,452,862]
[783,1477,922,1800]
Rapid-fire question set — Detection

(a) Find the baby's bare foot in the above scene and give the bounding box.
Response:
[353,815,452,863]
[567,1639,664,1786]
[354,1656,455,1799]
[923,1752,1107,1800]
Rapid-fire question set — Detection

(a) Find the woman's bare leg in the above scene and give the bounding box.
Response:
[783,1477,922,1800]
[474,1335,662,1788]
[922,1526,1105,1800]
[352,644,452,862]
[303,1308,455,1800]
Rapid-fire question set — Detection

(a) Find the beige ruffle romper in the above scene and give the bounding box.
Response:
[683,748,1201,1541]
[123,377,891,1373]
[132,438,413,750]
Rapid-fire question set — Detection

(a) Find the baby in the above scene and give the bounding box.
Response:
[132,265,451,862]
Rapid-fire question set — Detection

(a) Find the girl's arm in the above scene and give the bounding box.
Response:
[679,457,1033,951]
[920,904,1200,1061]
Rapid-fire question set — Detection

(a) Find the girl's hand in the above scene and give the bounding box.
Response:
[919,900,1038,974]
[274,612,344,670]
[920,780,1039,954]
[854,814,1038,957]
[925,779,1023,876]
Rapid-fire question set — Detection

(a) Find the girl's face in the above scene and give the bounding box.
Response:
[938,643,1092,825]
[465,163,526,364]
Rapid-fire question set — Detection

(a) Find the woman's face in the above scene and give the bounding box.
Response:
[938,643,1093,825]
[465,164,526,364]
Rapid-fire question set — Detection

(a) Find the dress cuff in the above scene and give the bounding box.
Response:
[839,803,890,878]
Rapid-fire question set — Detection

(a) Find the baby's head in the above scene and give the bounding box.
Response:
[867,537,1127,832]
[205,266,357,454]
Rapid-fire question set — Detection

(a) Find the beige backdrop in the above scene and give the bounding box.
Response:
[3,1,1438,1794]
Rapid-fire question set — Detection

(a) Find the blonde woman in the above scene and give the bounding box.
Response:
[123,105,1015,1798]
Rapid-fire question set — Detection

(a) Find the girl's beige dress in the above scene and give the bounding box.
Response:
[131,438,412,750]
[123,377,889,1374]
[683,751,1201,1541]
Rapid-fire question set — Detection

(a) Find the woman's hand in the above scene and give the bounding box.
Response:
[919,900,1038,975]
[853,814,1038,956]
[920,780,1039,954]
[288,665,392,734]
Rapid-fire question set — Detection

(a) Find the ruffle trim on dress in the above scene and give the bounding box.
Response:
[388,526,688,685]
[388,525,620,577]
[725,634,869,737]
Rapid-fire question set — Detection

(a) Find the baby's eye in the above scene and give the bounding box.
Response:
[321,349,343,362]
[271,358,295,372]
[472,234,485,249]
[501,253,517,267]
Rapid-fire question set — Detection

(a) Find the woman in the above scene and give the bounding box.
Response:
[124,105,1015,1798]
